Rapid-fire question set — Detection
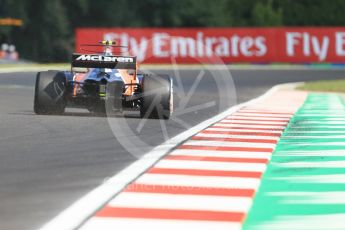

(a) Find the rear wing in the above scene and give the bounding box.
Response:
[71,53,137,69]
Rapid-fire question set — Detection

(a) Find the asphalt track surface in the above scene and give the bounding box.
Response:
[1,68,345,230]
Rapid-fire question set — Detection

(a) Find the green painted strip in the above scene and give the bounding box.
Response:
[244,93,345,230]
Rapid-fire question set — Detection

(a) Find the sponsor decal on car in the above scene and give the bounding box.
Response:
[75,54,134,63]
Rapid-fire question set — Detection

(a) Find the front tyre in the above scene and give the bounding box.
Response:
[34,71,67,115]
[140,74,173,119]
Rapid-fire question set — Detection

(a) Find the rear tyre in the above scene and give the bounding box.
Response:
[140,74,173,119]
[34,71,67,115]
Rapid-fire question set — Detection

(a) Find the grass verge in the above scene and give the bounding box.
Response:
[0,63,69,68]
[0,63,70,73]
[297,79,345,93]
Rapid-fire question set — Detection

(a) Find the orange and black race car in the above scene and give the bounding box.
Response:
[33,41,173,119]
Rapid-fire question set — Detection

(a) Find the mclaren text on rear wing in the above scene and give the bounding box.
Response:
[72,54,137,69]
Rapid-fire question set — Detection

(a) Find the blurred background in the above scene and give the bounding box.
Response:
[1,0,345,62]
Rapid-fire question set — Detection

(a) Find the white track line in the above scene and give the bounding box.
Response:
[267,192,345,204]
[38,82,303,230]
[275,150,345,156]
[155,160,267,172]
[271,174,345,184]
[238,109,294,113]
[182,140,276,148]
[169,149,272,159]
[226,116,290,121]
[273,161,345,168]
[297,121,345,125]
[249,214,345,230]
[290,126,345,128]
[108,192,253,212]
[136,174,261,189]
[206,127,282,133]
[283,136,345,139]
[213,123,286,129]
[219,120,288,125]
[195,133,280,140]
[286,131,345,134]
[232,113,292,118]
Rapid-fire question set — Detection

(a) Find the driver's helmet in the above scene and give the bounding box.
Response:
[102,40,114,56]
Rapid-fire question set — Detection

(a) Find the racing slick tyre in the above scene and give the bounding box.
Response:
[105,81,124,116]
[34,71,67,115]
[140,74,173,119]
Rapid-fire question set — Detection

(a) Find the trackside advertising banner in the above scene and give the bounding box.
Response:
[76,28,345,64]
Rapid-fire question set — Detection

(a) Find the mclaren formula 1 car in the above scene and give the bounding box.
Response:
[34,41,173,119]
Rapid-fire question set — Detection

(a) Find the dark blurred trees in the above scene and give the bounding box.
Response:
[252,0,282,26]
[21,0,71,61]
[0,0,345,62]
[1,0,71,61]
[280,0,345,26]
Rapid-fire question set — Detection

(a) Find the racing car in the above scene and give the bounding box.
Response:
[34,40,173,119]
